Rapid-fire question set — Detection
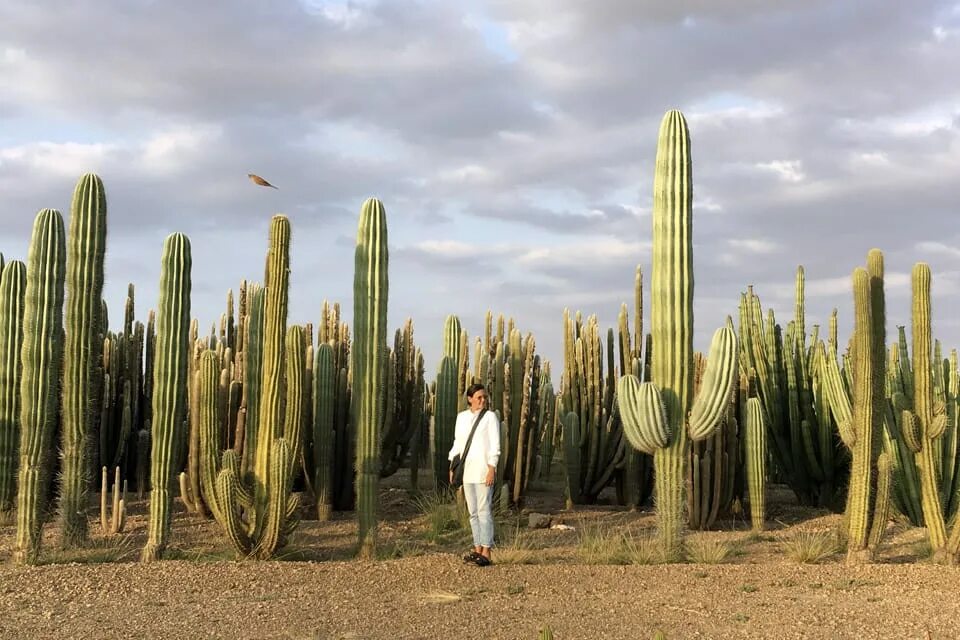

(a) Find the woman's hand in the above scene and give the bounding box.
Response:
[485,466,496,487]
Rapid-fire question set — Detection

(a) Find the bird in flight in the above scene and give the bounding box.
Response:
[248,173,278,189]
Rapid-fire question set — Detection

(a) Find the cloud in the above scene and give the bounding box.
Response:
[2,0,960,372]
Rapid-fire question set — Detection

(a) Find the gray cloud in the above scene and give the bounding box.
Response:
[2,0,959,375]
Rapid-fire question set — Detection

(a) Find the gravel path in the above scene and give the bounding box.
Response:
[2,556,958,639]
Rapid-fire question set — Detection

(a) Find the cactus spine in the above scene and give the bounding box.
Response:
[617,111,737,555]
[14,209,66,564]
[0,260,26,522]
[59,173,108,546]
[352,197,389,559]
[141,233,192,562]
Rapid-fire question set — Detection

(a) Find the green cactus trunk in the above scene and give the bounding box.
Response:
[649,110,695,555]
[433,356,458,489]
[744,397,766,531]
[617,111,737,557]
[352,198,389,559]
[910,263,952,558]
[59,173,108,546]
[254,216,290,520]
[14,209,67,565]
[313,342,336,520]
[141,233,192,562]
[0,261,26,523]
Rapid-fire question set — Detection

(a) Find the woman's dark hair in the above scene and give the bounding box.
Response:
[466,382,486,398]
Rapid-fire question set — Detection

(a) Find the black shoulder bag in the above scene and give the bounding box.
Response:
[449,408,488,490]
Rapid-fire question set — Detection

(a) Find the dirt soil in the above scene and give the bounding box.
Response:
[1,474,958,640]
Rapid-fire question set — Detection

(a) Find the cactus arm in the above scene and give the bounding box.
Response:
[617,376,671,455]
[687,326,738,441]
[215,467,252,556]
[254,438,293,559]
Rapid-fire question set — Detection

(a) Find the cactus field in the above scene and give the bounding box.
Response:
[3,110,960,638]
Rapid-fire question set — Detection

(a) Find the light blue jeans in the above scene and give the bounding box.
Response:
[463,483,495,548]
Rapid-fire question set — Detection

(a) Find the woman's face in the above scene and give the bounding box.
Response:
[468,389,488,412]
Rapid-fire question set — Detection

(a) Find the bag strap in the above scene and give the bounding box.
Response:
[460,408,488,464]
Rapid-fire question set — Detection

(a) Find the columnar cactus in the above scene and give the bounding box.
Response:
[313,342,336,520]
[616,111,738,555]
[60,172,108,546]
[0,260,26,523]
[379,319,426,478]
[352,197,389,559]
[744,397,766,531]
[14,209,67,565]
[903,263,960,562]
[199,217,302,559]
[433,355,458,488]
[141,233,192,562]
[844,253,891,563]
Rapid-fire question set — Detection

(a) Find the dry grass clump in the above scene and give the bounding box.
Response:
[577,524,663,565]
[782,530,839,564]
[685,537,737,564]
[496,523,540,565]
[413,490,462,542]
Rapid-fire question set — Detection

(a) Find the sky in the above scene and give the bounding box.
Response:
[1,0,960,378]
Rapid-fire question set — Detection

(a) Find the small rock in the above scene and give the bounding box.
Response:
[528,513,552,529]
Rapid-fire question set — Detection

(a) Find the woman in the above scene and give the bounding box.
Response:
[448,383,501,566]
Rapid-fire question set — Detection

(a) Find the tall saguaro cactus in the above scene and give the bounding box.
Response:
[60,173,108,546]
[0,260,26,523]
[15,209,67,565]
[141,233,192,562]
[617,111,737,555]
[352,197,389,559]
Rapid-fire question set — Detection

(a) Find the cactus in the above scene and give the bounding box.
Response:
[561,313,631,505]
[433,355,458,488]
[313,342,336,520]
[14,209,66,565]
[60,172,108,546]
[0,261,26,523]
[844,254,891,562]
[739,272,845,508]
[900,263,960,562]
[617,111,738,555]
[99,466,126,535]
[141,233,192,562]
[352,198,389,559]
[199,217,302,559]
[744,397,766,531]
[379,319,426,479]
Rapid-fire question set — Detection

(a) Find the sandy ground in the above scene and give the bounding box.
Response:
[0,477,957,640]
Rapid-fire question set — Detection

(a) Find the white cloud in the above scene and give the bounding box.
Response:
[140,125,222,173]
[0,141,116,177]
[916,241,960,259]
[755,160,805,183]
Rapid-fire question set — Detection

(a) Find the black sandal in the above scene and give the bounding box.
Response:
[462,551,481,563]
[473,555,491,567]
